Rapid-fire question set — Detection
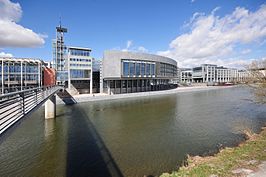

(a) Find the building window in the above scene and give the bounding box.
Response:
[136,63,140,75]
[146,64,150,75]
[130,62,135,76]
[141,63,145,76]
[151,64,155,75]
[123,61,129,76]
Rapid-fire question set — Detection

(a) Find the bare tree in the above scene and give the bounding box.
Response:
[246,59,266,103]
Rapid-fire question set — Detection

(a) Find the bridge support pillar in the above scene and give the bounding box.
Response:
[45,95,56,119]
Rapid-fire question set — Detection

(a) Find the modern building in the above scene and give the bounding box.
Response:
[101,51,178,94]
[192,64,217,83]
[191,64,250,84]
[67,46,93,94]
[0,57,43,94]
[180,68,193,83]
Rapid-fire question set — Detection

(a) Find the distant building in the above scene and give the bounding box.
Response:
[67,46,93,94]
[101,51,178,95]
[190,64,249,84]
[0,57,43,94]
[180,68,192,83]
[192,64,217,83]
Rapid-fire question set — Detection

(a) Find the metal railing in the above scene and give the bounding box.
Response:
[0,85,63,135]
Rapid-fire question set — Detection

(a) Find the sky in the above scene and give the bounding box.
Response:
[0,0,266,68]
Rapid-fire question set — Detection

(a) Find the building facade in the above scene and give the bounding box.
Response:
[101,51,178,94]
[192,64,217,83]
[180,68,193,83]
[191,64,249,84]
[67,46,93,94]
[0,57,42,94]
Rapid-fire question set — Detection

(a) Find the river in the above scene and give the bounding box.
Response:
[0,86,266,177]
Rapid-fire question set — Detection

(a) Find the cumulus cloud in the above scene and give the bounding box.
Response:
[158,5,266,68]
[0,0,45,48]
[0,51,13,57]
[121,40,148,53]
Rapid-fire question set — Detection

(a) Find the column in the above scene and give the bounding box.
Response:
[2,61,4,94]
[38,63,41,87]
[90,69,93,94]
[7,61,10,91]
[45,95,56,119]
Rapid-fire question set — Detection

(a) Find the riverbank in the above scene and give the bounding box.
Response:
[160,127,266,177]
[57,85,236,104]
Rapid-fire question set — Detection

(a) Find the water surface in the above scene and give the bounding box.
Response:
[0,87,266,177]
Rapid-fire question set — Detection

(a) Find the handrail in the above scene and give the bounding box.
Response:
[0,85,63,135]
[0,85,61,99]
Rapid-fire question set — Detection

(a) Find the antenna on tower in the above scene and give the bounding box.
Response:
[59,15,62,28]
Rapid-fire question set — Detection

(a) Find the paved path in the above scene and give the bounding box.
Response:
[56,85,235,104]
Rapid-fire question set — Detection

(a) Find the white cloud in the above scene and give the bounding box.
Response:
[137,46,148,53]
[121,40,149,53]
[126,40,133,49]
[0,0,45,48]
[0,51,12,57]
[241,49,251,55]
[158,5,266,68]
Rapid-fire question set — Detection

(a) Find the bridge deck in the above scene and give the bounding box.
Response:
[0,86,63,135]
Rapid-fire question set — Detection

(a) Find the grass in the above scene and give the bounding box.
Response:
[160,127,266,177]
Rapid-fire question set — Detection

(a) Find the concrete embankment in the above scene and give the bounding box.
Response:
[56,86,235,104]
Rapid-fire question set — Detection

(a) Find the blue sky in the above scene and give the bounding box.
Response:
[0,0,266,68]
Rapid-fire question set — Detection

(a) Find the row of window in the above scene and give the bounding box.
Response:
[69,49,90,56]
[69,58,91,62]
[0,64,39,73]
[159,63,177,77]
[70,69,90,78]
[0,74,39,81]
[70,64,91,67]
[122,60,156,77]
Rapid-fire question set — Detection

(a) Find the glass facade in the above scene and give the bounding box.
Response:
[122,60,156,77]
[70,69,90,78]
[159,63,177,77]
[70,58,91,62]
[70,49,90,56]
[0,60,41,94]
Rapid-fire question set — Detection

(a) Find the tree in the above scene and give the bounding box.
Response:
[247,59,266,103]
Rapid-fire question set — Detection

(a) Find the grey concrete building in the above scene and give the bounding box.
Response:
[101,51,178,94]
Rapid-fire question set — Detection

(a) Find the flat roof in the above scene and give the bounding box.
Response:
[0,57,43,63]
[68,46,92,51]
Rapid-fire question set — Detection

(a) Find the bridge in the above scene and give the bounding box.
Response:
[0,86,64,135]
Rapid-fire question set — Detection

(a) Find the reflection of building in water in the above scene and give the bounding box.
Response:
[101,51,178,95]
[0,57,42,94]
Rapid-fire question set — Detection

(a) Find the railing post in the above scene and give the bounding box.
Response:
[20,92,25,115]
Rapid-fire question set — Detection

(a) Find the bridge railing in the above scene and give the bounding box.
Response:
[0,85,63,135]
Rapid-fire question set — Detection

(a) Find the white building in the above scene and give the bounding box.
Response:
[180,68,192,83]
[192,64,217,83]
[67,46,93,94]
